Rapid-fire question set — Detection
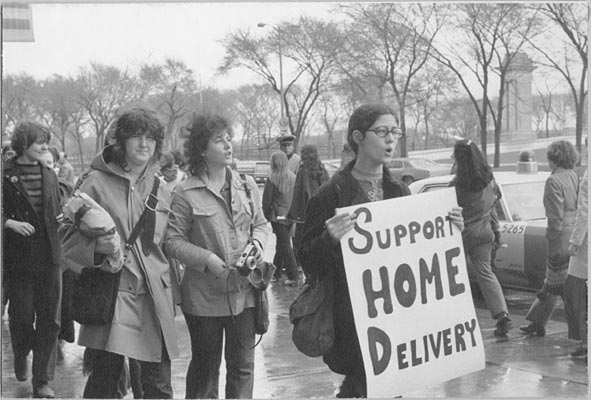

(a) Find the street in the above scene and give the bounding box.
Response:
[1,275,588,398]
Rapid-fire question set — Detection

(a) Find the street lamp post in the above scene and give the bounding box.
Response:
[257,22,285,121]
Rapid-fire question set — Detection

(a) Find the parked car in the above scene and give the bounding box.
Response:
[388,158,450,184]
[235,160,270,184]
[409,168,551,292]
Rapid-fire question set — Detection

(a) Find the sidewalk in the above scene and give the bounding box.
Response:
[1,284,588,398]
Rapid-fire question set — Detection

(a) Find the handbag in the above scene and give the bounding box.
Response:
[254,288,269,335]
[71,176,160,325]
[289,274,334,357]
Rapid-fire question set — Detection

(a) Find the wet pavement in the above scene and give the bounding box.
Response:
[1,283,588,399]
[1,232,589,398]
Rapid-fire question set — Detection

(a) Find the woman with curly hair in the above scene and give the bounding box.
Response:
[164,112,268,398]
[450,139,512,337]
[521,140,579,337]
[287,144,330,258]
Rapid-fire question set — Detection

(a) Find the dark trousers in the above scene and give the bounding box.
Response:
[184,308,256,399]
[271,222,299,281]
[6,268,61,388]
[83,346,172,399]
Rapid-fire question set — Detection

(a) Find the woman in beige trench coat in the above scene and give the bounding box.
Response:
[61,108,179,398]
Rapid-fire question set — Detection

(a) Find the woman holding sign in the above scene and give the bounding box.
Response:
[450,139,512,337]
[298,104,464,398]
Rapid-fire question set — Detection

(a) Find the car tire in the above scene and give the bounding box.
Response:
[402,176,414,185]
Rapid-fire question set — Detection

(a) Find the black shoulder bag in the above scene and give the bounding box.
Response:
[71,177,160,325]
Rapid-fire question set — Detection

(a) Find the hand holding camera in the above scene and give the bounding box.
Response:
[95,231,121,255]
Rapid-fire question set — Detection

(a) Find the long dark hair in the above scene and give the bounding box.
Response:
[451,139,493,192]
[109,108,165,171]
[183,113,233,176]
[300,144,328,185]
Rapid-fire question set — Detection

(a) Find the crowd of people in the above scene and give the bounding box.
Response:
[1,103,587,399]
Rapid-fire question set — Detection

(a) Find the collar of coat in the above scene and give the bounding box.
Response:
[89,145,160,183]
[181,167,247,192]
[329,159,410,205]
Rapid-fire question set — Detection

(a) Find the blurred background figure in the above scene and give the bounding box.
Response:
[450,139,512,337]
[278,135,301,175]
[263,151,299,285]
[565,138,587,359]
[521,140,579,338]
[57,152,75,185]
[287,144,330,262]
[159,151,186,192]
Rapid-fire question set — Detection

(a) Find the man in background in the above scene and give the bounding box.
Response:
[278,135,301,175]
[57,152,75,185]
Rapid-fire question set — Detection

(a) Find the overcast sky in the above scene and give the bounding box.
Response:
[2,2,336,89]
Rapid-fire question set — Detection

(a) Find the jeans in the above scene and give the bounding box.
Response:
[184,308,256,399]
[6,268,61,388]
[468,243,508,318]
[271,222,299,281]
[83,346,172,399]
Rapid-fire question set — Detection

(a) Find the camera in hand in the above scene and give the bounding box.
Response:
[235,243,257,276]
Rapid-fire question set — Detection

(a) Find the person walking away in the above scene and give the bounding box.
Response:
[60,108,179,398]
[278,135,301,175]
[520,140,579,337]
[565,165,588,359]
[164,113,268,399]
[450,139,512,337]
[57,152,75,185]
[298,104,464,397]
[3,121,63,398]
[262,151,298,285]
[287,144,330,258]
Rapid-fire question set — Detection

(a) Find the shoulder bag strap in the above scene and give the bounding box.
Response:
[126,175,160,256]
[240,173,255,241]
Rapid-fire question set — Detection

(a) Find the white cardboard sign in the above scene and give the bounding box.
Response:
[337,188,485,398]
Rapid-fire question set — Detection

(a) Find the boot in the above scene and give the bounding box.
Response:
[33,384,55,398]
[519,323,546,337]
[494,314,513,337]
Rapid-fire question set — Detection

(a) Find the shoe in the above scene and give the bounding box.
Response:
[494,315,513,337]
[14,354,28,382]
[33,384,55,398]
[519,323,546,337]
[283,279,297,287]
[570,346,587,358]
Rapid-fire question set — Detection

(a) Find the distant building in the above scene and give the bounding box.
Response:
[2,3,34,42]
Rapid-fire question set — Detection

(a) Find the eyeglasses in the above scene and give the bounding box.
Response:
[366,126,404,139]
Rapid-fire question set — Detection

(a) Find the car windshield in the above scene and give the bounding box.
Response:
[409,158,439,168]
[502,181,546,221]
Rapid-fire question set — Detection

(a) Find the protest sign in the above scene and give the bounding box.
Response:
[337,188,485,398]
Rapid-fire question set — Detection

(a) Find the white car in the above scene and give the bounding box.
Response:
[409,168,550,292]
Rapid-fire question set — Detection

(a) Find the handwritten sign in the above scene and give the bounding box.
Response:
[338,188,485,397]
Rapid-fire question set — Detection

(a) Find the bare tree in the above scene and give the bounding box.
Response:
[433,3,541,164]
[528,3,588,154]
[78,62,146,152]
[140,58,197,150]
[2,73,38,138]
[340,3,444,156]
[219,17,345,147]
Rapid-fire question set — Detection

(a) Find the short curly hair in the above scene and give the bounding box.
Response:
[110,108,165,170]
[183,113,233,176]
[10,121,51,157]
[546,140,578,169]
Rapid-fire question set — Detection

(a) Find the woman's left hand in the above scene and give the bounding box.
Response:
[448,207,464,232]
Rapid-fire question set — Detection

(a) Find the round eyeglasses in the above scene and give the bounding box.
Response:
[366,126,404,139]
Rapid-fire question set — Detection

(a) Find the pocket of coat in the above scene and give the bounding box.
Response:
[192,206,223,233]
[161,270,172,288]
[119,267,148,295]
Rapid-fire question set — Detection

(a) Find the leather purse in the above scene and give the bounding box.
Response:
[289,274,334,357]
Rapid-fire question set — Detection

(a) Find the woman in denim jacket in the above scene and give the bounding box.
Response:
[164,113,268,399]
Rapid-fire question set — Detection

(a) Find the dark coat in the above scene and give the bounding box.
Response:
[287,163,330,223]
[298,160,410,375]
[2,157,62,274]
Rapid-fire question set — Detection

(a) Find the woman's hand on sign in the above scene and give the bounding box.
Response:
[447,207,464,232]
[95,231,121,255]
[326,212,357,243]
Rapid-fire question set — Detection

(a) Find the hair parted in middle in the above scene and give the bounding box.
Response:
[451,139,493,192]
[300,144,328,185]
[183,112,233,176]
[347,103,397,155]
[109,108,165,170]
[269,151,294,194]
[546,140,579,169]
